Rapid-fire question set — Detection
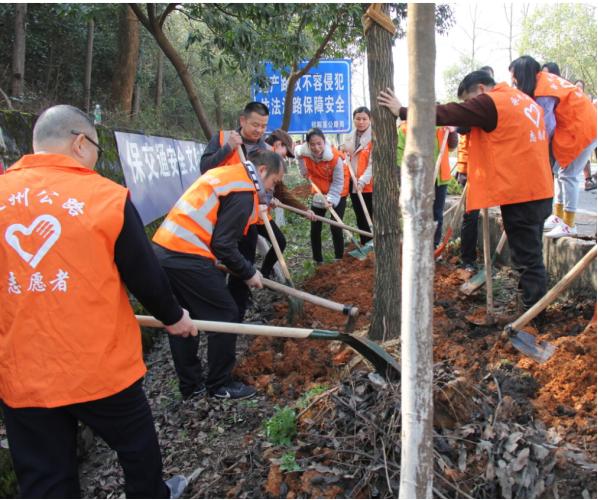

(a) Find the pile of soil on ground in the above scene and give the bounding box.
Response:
[288,183,312,201]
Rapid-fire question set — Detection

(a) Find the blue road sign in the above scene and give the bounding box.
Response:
[253,59,352,134]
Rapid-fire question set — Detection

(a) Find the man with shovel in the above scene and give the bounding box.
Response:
[153,150,285,400]
[0,105,197,498]
[379,70,554,312]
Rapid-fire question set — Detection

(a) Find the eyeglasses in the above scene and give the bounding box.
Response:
[71,130,104,162]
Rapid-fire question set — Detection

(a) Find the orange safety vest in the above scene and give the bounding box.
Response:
[218,130,243,166]
[349,141,373,193]
[0,154,144,408]
[153,163,259,260]
[399,124,452,183]
[534,71,597,167]
[456,133,469,174]
[303,146,349,197]
[467,83,553,211]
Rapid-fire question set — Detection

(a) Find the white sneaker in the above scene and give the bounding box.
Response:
[543,215,563,232]
[545,222,577,238]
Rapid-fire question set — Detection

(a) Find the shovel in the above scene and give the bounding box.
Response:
[505,243,597,363]
[217,263,360,332]
[434,184,468,258]
[136,315,400,381]
[309,180,372,260]
[259,207,303,322]
[460,230,507,295]
[276,202,373,238]
[345,161,376,260]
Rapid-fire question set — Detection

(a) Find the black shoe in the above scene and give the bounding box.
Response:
[459,261,477,273]
[166,474,188,499]
[210,381,257,400]
[183,385,206,401]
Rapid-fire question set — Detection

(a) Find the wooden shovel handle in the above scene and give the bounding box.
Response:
[482,209,493,316]
[309,180,345,226]
[260,209,292,282]
[277,202,373,238]
[262,277,359,317]
[136,315,313,339]
[510,244,597,330]
[346,160,374,230]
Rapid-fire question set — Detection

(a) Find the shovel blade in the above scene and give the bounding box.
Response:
[460,269,487,295]
[510,329,557,363]
[348,240,374,260]
[340,333,401,381]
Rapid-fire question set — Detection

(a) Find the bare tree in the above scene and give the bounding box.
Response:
[112,5,140,117]
[365,4,401,342]
[11,4,27,97]
[83,18,95,113]
[130,3,214,139]
[399,3,436,498]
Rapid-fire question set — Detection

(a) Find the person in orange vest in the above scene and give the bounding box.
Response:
[296,128,348,263]
[257,129,316,278]
[153,150,285,400]
[572,79,597,191]
[341,107,374,244]
[379,70,554,310]
[199,102,270,325]
[397,122,458,247]
[509,56,597,238]
[0,105,197,498]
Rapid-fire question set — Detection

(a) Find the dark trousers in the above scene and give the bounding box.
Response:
[461,209,480,265]
[1,380,168,499]
[228,224,257,322]
[500,198,552,307]
[256,220,286,278]
[310,197,347,262]
[163,261,239,396]
[349,189,373,245]
[433,183,448,247]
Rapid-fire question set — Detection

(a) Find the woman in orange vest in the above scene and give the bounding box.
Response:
[297,128,348,263]
[0,105,196,498]
[342,107,374,244]
[379,70,554,310]
[397,123,457,247]
[510,56,597,238]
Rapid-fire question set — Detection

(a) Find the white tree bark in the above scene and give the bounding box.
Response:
[399,4,436,499]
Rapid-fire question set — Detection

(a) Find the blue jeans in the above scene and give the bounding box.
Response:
[433,183,448,247]
[553,140,596,212]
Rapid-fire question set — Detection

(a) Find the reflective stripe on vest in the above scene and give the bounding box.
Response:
[466,83,553,211]
[153,164,258,259]
[534,71,597,167]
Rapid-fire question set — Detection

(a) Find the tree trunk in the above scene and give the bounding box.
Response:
[132,81,141,117]
[112,5,140,116]
[398,4,436,498]
[11,4,27,97]
[84,18,95,113]
[366,4,401,342]
[130,4,213,140]
[154,49,164,108]
[281,70,300,131]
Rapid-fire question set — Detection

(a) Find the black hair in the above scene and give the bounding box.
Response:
[509,55,541,98]
[264,135,276,147]
[479,65,494,77]
[353,106,371,118]
[247,149,284,176]
[457,71,496,99]
[541,62,561,76]
[242,101,269,117]
[306,127,326,143]
[574,79,585,90]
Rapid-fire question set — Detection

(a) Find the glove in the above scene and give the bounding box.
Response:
[456,172,467,187]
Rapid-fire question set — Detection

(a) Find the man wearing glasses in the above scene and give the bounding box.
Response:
[0,105,196,498]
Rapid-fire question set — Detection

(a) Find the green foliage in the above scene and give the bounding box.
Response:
[296,385,328,409]
[446,176,463,196]
[279,451,302,473]
[518,4,597,96]
[264,406,297,446]
[0,449,18,498]
[441,54,482,102]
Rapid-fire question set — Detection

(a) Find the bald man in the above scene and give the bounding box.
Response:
[0,105,195,498]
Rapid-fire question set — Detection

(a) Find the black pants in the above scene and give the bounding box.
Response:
[163,260,239,396]
[461,209,480,265]
[433,183,448,247]
[228,224,257,322]
[256,220,286,278]
[310,197,347,262]
[1,379,168,499]
[349,189,373,245]
[500,198,552,307]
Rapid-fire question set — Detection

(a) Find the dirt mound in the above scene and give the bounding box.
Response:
[288,183,311,201]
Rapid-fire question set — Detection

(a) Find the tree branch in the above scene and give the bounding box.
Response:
[129,4,151,32]
[292,17,340,80]
[158,3,178,28]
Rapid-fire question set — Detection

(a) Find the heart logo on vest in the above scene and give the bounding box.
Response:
[5,214,62,268]
[523,104,541,128]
